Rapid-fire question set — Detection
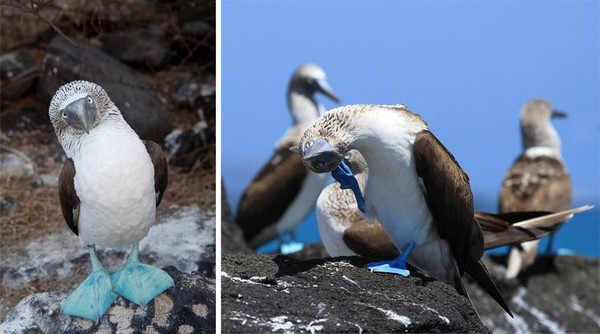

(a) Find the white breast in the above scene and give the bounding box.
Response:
[316,184,357,257]
[73,119,156,248]
[353,110,455,282]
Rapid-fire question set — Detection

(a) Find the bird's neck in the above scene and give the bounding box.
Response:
[287,87,320,125]
[330,107,427,179]
[520,121,561,157]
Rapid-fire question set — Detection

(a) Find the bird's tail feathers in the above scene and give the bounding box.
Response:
[512,205,593,229]
[466,256,514,318]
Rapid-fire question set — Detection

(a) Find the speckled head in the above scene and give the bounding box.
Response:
[49,81,119,149]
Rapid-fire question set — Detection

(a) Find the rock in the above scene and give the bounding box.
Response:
[0,47,38,101]
[0,204,215,289]
[180,21,214,39]
[0,267,216,333]
[37,36,172,143]
[101,25,169,68]
[221,254,489,333]
[0,152,35,179]
[465,255,600,333]
[220,183,252,255]
[31,173,59,188]
[0,195,17,213]
[162,127,208,171]
[0,107,52,133]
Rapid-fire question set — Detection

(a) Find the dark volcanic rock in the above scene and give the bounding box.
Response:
[465,255,600,333]
[222,254,489,333]
[0,267,215,333]
[101,25,169,68]
[221,183,253,255]
[37,36,172,143]
[0,47,38,101]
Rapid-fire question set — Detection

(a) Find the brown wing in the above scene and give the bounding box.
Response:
[58,158,80,235]
[499,155,571,212]
[476,211,555,250]
[143,140,168,207]
[343,219,400,260]
[235,143,308,245]
[413,130,483,272]
[413,130,513,316]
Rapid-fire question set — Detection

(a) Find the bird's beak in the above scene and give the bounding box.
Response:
[63,98,96,134]
[315,78,341,104]
[302,138,337,171]
[552,109,567,118]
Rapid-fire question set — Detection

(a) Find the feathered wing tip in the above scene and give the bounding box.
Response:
[512,205,593,229]
[466,256,514,318]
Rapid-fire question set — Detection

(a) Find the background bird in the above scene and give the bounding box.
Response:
[299,104,513,316]
[49,80,172,320]
[317,149,590,260]
[499,99,572,278]
[235,64,340,254]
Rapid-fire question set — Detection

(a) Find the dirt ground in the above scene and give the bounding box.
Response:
[0,0,216,320]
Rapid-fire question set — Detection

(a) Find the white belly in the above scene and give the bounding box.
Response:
[276,171,327,234]
[363,162,455,282]
[73,123,156,248]
[316,187,357,257]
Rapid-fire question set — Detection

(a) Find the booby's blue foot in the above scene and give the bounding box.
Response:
[332,161,365,212]
[62,245,118,321]
[366,242,415,276]
[111,243,174,306]
[281,240,304,254]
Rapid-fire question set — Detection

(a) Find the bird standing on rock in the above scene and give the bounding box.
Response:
[235,64,340,254]
[299,104,514,316]
[49,80,172,320]
[499,99,572,278]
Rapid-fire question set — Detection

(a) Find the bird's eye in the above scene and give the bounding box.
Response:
[305,141,313,149]
[307,78,314,84]
[61,112,68,119]
[87,96,93,104]
[344,152,352,160]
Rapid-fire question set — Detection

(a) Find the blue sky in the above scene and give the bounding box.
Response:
[221,1,599,253]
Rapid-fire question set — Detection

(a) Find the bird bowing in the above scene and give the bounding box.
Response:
[49,80,173,320]
[298,104,513,316]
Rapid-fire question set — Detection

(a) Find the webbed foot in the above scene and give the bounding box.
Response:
[111,243,174,306]
[62,245,118,321]
[366,242,415,276]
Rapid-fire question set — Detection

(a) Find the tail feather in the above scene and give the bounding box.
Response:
[466,256,513,318]
[513,205,593,229]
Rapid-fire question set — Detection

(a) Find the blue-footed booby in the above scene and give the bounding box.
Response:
[316,149,591,260]
[299,104,516,315]
[235,64,340,254]
[500,99,572,278]
[49,80,173,320]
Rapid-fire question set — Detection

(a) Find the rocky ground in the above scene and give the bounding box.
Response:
[223,199,600,333]
[1,0,216,331]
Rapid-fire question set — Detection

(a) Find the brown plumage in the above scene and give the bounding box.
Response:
[499,98,572,278]
[236,143,308,247]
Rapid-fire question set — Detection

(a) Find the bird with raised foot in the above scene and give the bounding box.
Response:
[298,104,514,316]
[317,149,591,260]
[49,80,173,320]
[235,64,340,254]
[499,99,572,279]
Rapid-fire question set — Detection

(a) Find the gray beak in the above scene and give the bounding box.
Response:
[315,78,341,104]
[302,138,336,170]
[63,97,96,133]
[552,109,567,118]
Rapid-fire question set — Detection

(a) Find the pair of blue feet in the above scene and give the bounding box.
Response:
[333,161,414,277]
[62,243,174,321]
